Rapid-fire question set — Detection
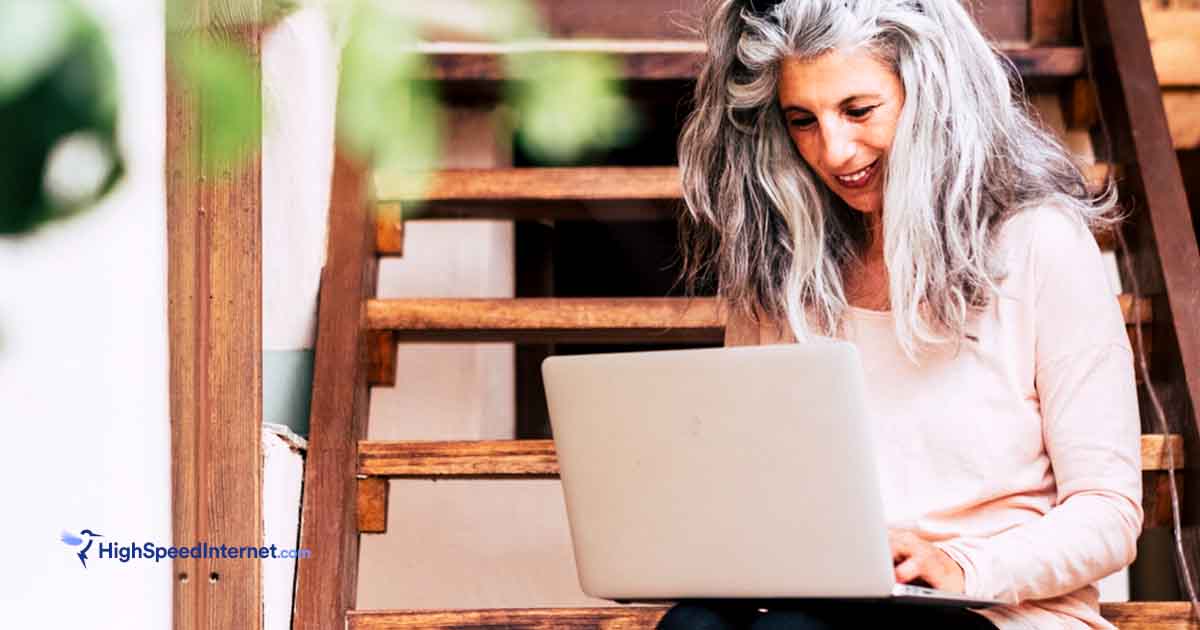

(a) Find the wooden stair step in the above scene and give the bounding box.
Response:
[358,435,1182,478]
[413,40,1085,81]
[346,602,1199,629]
[365,297,726,343]
[374,166,1115,248]
[355,435,1182,532]
[364,295,1149,342]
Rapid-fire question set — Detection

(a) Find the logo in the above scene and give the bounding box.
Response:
[58,530,312,568]
[61,529,103,568]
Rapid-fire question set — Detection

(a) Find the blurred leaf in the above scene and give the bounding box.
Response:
[504,52,639,164]
[0,0,75,103]
[337,0,440,172]
[0,0,123,236]
[172,36,261,174]
[166,0,299,31]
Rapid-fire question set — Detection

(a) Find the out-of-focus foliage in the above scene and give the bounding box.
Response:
[171,36,261,172]
[0,0,123,236]
[505,52,639,164]
[333,0,638,171]
[335,2,440,173]
[1,0,639,238]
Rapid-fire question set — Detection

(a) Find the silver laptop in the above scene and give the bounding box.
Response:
[542,342,1001,608]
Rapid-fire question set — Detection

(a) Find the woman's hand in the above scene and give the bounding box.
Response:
[888,529,965,594]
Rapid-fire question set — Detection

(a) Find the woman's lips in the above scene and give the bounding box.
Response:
[834,160,878,189]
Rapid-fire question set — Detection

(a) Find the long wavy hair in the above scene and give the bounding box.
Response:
[677,0,1120,362]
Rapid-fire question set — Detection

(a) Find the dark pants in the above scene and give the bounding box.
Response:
[655,599,1000,630]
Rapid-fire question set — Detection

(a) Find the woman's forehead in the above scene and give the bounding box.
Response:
[777,48,900,110]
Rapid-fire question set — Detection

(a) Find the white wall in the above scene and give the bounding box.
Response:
[0,0,172,627]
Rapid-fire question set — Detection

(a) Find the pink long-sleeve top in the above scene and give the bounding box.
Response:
[835,206,1144,629]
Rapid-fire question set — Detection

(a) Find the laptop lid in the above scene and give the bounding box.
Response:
[542,342,897,600]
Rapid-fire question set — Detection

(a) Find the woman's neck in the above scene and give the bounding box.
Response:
[848,212,889,310]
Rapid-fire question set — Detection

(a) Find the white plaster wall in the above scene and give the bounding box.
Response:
[0,0,172,627]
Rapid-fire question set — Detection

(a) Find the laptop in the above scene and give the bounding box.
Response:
[541,341,1001,608]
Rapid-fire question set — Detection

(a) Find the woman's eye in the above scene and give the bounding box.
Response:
[847,106,876,119]
[789,117,816,129]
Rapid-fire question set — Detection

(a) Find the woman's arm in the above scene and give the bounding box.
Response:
[935,208,1145,604]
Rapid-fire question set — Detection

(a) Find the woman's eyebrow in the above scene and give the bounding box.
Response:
[781,94,884,114]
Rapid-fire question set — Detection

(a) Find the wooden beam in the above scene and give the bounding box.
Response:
[166,6,263,630]
[356,477,389,534]
[293,151,377,630]
[359,435,1180,478]
[364,297,728,343]
[374,201,404,256]
[375,167,1117,252]
[366,330,397,387]
[1143,433,1187,470]
[1102,602,1200,630]
[359,439,559,477]
[361,295,1149,343]
[414,41,1085,81]
[380,167,680,203]
[345,602,1200,629]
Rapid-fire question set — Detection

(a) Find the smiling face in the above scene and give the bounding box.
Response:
[778,47,905,214]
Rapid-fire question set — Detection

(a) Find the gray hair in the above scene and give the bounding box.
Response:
[677,0,1121,362]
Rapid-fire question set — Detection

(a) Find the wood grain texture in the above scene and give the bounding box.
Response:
[1102,602,1200,629]
[1144,470,1185,529]
[366,330,397,387]
[379,167,681,202]
[378,166,1115,247]
[365,297,727,343]
[166,7,263,630]
[365,295,1149,338]
[374,201,404,256]
[1030,0,1076,44]
[1144,433,1188,470]
[358,435,1180,478]
[359,440,558,477]
[293,151,377,630]
[356,477,389,534]
[1082,0,1200,595]
[414,41,1085,81]
[1152,39,1200,86]
[345,602,1200,629]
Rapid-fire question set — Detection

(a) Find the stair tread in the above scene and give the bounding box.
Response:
[357,434,1182,477]
[345,602,1199,629]
[414,40,1085,81]
[380,165,1110,202]
[365,297,726,343]
[365,295,1150,336]
[374,166,1114,248]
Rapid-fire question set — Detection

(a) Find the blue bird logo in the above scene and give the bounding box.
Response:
[61,529,103,568]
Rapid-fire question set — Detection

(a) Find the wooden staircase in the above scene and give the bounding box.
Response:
[293,1,1200,628]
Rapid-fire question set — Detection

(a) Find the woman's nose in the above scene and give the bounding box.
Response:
[820,119,859,169]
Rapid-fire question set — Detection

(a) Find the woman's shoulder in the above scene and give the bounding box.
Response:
[997,204,1099,269]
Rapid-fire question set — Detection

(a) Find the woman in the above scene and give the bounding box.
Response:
[659,0,1143,628]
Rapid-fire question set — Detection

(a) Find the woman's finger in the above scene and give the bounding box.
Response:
[888,530,919,563]
[894,556,925,584]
